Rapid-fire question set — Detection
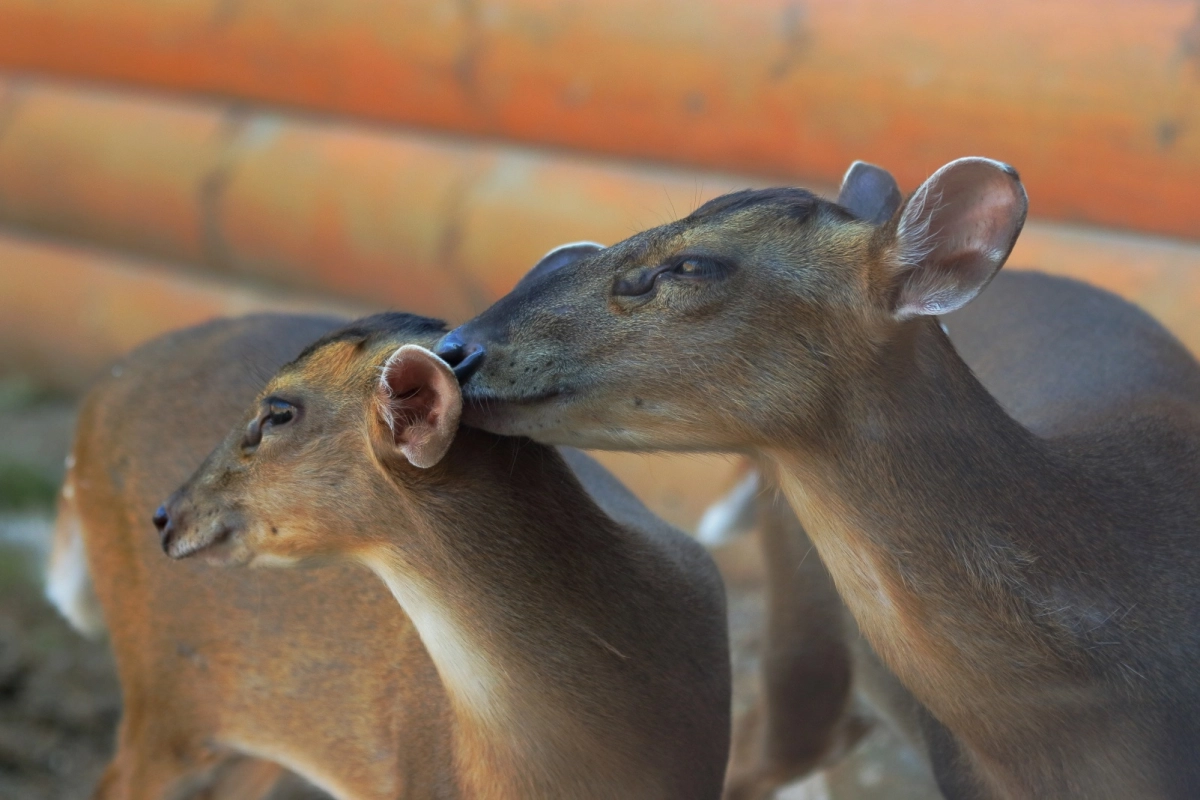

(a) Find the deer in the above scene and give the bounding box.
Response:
[47,310,731,799]
[436,157,1200,798]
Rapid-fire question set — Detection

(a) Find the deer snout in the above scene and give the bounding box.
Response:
[153,495,239,560]
[434,330,486,385]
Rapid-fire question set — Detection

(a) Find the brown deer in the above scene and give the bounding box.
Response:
[48,311,730,799]
[438,158,1200,798]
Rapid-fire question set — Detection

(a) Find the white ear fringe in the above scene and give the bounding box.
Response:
[377,346,406,436]
[895,185,944,271]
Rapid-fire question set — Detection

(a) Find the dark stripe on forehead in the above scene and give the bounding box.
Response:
[289,312,447,366]
[689,187,819,222]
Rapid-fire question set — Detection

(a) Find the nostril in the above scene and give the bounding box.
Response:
[452,345,486,385]
[152,505,169,532]
[434,331,466,367]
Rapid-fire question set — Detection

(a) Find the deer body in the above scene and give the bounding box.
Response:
[52,312,729,799]
[440,160,1200,798]
[770,301,1200,798]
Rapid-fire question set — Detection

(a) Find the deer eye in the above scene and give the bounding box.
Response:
[612,256,729,298]
[264,399,295,427]
[243,398,299,451]
[613,265,669,297]
[670,256,726,280]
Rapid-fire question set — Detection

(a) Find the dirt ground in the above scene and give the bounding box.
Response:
[0,384,938,799]
[0,531,119,799]
[0,386,119,798]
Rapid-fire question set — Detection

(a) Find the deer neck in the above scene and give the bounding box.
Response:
[359,440,657,799]
[769,321,1109,744]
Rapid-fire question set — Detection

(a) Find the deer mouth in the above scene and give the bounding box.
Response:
[458,385,576,436]
[462,386,565,407]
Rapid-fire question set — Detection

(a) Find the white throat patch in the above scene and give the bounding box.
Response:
[359,552,505,726]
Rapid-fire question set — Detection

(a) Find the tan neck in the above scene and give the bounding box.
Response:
[767,322,1114,741]
[358,441,665,798]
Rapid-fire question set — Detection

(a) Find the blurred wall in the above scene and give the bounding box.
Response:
[1,0,1199,526]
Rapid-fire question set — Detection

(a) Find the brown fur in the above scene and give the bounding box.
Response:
[443,162,1200,798]
[60,312,729,799]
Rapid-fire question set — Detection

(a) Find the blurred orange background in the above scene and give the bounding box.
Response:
[2,0,1200,528]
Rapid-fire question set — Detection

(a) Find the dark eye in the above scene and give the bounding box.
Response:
[265,399,295,427]
[613,266,668,297]
[613,256,729,297]
[670,257,724,279]
[243,398,298,450]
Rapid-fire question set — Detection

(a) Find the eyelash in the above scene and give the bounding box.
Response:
[613,256,728,296]
[669,257,725,279]
[243,398,298,450]
[265,399,295,427]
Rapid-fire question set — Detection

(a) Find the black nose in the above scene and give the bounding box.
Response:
[153,504,177,554]
[434,330,466,365]
[435,330,486,385]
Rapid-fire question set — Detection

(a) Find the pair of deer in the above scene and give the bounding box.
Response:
[49,157,1200,799]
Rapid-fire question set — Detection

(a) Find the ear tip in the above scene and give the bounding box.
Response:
[391,344,441,367]
[541,241,605,259]
[988,159,1023,189]
[842,160,885,180]
[944,156,1022,183]
[843,160,867,176]
[929,158,1028,217]
[383,344,459,383]
[393,343,450,361]
[984,160,1028,210]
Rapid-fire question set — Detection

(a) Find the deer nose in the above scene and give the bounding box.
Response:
[152,504,177,554]
[435,330,486,385]
[434,330,465,364]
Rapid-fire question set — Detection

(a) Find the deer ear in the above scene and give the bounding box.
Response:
[837,161,902,225]
[890,157,1027,319]
[513,241,605,291]
[377,345,462,469]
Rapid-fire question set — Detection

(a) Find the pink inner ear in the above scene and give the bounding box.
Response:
[893,158,1027,318]
[382,358,437,437]
[378,345,463,467]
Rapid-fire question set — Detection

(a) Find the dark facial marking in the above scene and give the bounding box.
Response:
[289,312,447,368]
[689,187,819,223]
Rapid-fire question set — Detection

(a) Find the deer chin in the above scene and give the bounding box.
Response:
[166,521,254,567]
[459,386,567,435]
[201,541,256,568]
[460,391,674,451]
